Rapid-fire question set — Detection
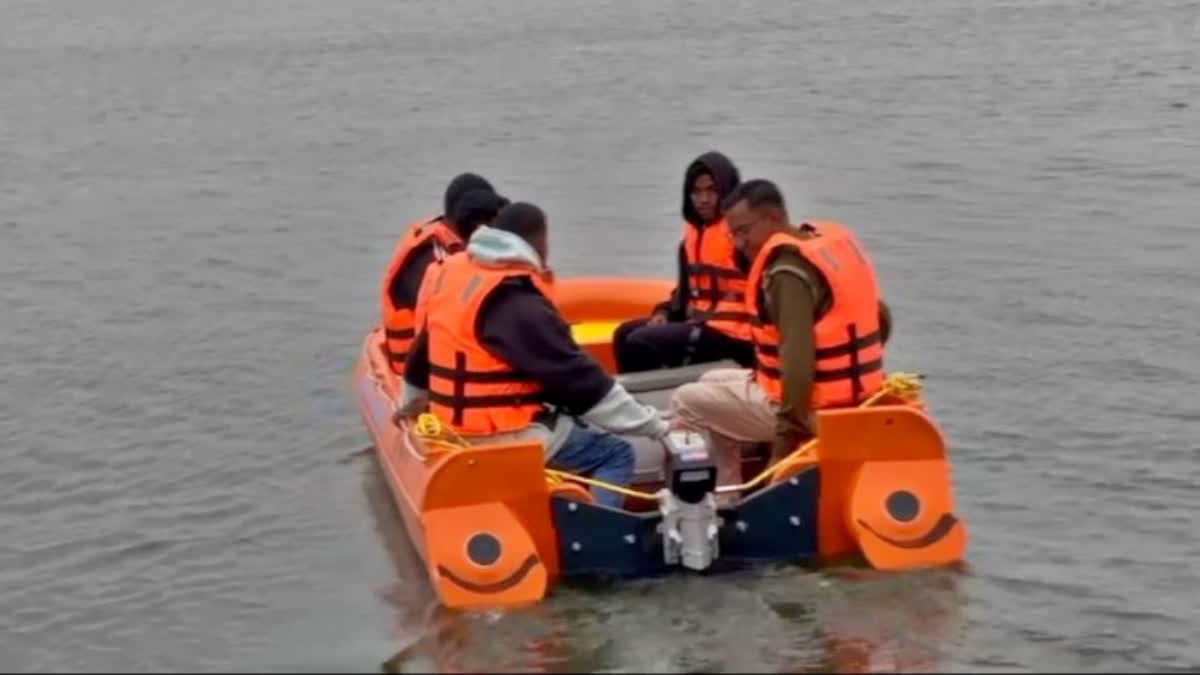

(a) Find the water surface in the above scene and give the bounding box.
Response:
[3,0,1199,671]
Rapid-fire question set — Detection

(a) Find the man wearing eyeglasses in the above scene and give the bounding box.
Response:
[669,179,892,495]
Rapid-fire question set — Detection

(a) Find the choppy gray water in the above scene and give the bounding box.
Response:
[3,0,1199,671]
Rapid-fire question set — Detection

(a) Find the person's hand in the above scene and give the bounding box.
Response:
[769,435,795,465]
[650,415,671,442]
[770,414,818,462]
[392,385,429,428]
[392,402,423,428]
[391,408,412,428]
[648,311,669,326]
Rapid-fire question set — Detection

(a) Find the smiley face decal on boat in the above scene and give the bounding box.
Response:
[435,531,541,594]
[847,459,966,569]
[856,489,960,548]
[424,503,549,607]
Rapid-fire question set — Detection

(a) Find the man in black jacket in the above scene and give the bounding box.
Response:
[395,203,669,508]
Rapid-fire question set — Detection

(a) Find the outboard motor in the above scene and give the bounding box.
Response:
[658,430,720,571]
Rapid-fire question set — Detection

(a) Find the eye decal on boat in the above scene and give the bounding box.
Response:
[466,532,502,567]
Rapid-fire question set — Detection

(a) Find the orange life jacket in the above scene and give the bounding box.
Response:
[745,222,885,408]
[379,217,463,374]
[682,220,753,342]
[413,249,456,336]
[423,254,552,435]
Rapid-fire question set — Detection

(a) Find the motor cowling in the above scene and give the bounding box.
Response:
[659,430,720,571]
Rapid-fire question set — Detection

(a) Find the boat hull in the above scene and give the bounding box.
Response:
[351,277,967,609]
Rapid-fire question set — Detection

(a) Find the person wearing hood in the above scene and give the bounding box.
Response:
[394,202,669,509]
[379,173,497,375]
[612,151,757,373]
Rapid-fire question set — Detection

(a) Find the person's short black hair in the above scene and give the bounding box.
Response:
[492,202,546,242]
[443,172,495,220]
[720,178,786,213]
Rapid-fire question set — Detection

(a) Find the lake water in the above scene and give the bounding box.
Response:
[2,0,1198,671]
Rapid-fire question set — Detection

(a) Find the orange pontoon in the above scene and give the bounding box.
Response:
[351,277,967,610]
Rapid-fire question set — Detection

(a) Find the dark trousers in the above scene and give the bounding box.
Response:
[613,318,756,374]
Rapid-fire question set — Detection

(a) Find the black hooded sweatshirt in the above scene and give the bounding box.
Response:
[654,151,744,321]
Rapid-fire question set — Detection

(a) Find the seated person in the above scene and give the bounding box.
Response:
[669,179,893,495]
[612,151,756,373]
[395,202,670,508]
[379,172,498,374]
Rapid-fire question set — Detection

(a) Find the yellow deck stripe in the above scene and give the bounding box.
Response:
[569,320,621,344]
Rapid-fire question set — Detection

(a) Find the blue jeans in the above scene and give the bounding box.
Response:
[548,423,636,509]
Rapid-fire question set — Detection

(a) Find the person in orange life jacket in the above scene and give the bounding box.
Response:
[394,202,669,509]
[384,172,497,317]
[409,189,511,333]
[379,172,498,374]
[669,179,893,491]
[612,151,757,373]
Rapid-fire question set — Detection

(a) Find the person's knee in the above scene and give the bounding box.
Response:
[624,326,657,353]
[670,381,719,427]
[613,318,640,346]
[675,379,730,409]
[614,319,651,372]
[602,435,636,478]
[671,382,701,408]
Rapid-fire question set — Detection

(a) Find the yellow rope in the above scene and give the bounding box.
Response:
[408,372,925,504]
[544,469,660,501]
[868,370,925,404]
[411,413,470,448]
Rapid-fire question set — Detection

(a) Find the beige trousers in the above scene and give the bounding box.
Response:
[668,368,777,490]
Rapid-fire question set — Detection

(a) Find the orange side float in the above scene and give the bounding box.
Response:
[351,276,968,610]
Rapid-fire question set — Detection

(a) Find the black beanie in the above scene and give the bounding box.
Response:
[443,173,495,220]
[451,190,511,240]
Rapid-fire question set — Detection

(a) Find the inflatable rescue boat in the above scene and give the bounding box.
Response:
[351,277,967,610]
